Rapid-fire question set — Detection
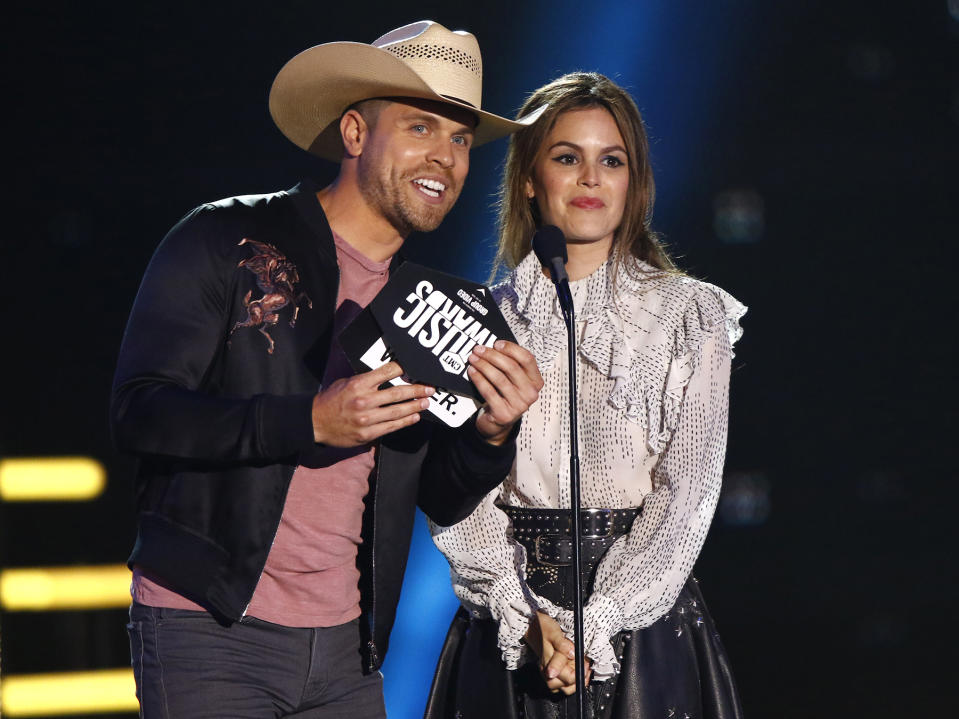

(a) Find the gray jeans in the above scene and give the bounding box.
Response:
[127,603,386,718]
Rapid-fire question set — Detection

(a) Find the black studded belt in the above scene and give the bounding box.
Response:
[498,506,641,609]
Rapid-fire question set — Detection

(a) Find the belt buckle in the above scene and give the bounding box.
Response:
[581,508,615,539]
[533,534,570,566]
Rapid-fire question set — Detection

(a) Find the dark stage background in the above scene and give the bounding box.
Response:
[2,1,956,716]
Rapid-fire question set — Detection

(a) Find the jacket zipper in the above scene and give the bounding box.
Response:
[240,530,277,620]
[366,443,381,670]
[241,203,340,624]
[241,474,292,620]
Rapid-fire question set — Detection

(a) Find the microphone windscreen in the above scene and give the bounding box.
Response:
[532,225,567,267]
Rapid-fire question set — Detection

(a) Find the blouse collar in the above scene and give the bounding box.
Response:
[497,252,670,374]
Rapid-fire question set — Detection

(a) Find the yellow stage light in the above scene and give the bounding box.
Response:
[0,564,131,611]
[1,668,138,716]
[0,457,106,501]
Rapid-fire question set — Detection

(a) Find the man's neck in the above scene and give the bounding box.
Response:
[316,179,404,263]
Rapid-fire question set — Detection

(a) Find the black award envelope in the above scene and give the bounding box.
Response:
[338,262,515,427]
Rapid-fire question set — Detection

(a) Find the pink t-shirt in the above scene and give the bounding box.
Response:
[133,231,391,627]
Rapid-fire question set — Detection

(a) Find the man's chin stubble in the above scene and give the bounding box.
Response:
[390,195,456,235]
[358,169,456,235]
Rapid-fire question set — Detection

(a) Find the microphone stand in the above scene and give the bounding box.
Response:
[555,278,587,718]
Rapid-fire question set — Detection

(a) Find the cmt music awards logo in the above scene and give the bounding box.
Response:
[339,263,515,427]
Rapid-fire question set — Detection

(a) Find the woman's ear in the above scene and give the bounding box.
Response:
[340,109,369,158]
[525,178,535,199]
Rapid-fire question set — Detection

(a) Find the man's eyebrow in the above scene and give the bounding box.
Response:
[399,111,475,136]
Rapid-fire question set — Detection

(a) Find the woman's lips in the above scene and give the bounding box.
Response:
[570,196,605,209]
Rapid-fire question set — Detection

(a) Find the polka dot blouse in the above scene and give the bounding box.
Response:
[430,252,746,680]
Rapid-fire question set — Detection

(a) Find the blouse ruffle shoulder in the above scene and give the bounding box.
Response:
[492,253,746,454]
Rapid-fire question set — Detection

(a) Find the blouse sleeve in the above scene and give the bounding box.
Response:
[430,489,539,670]
[547,288,740,680]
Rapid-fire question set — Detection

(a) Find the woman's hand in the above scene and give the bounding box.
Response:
[524,611,592,694]
[468,341,543,445]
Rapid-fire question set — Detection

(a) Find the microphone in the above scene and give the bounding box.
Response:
[532,225,573,318]
[531,225,587,715]
[532,225,569,285]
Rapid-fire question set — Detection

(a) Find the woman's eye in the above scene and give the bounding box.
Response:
[553,153,577,165]
[602,156,625,168]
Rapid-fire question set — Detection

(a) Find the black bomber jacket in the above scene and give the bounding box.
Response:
[110,181,516,671]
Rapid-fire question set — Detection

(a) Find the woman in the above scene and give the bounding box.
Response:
[426,73,746,719]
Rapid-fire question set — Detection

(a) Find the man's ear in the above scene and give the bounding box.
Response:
[340,109,369,158]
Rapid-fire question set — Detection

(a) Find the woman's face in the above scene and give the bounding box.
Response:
[526,107,629,256]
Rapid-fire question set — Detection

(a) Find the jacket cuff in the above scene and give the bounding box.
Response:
[463,416,522,458]
[256,392,316,458]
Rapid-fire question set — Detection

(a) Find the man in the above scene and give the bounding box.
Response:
[111,21,542,718]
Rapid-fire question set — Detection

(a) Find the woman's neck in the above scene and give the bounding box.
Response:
[564,238,612,281]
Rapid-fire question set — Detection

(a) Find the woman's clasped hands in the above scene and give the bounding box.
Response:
[524,611,592,695]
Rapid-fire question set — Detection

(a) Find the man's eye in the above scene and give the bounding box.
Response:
[411,124,428,134]
[452,135,470,147]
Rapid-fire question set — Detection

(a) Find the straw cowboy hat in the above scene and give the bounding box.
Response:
[269,20,543,162]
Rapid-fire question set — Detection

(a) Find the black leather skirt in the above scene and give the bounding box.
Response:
[424,507,743,719]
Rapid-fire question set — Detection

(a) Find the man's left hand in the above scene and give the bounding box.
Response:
[467,340,543,445]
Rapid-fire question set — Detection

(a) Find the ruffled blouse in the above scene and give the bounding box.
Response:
[430,252,746,680]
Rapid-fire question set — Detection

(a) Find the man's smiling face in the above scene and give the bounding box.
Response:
[356,98,476,236]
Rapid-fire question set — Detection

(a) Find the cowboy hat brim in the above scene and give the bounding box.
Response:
[269,42,540,162]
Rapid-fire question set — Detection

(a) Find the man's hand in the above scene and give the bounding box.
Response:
[468,340,543,445]
[524,611,592,695]
[311,362,434,447]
